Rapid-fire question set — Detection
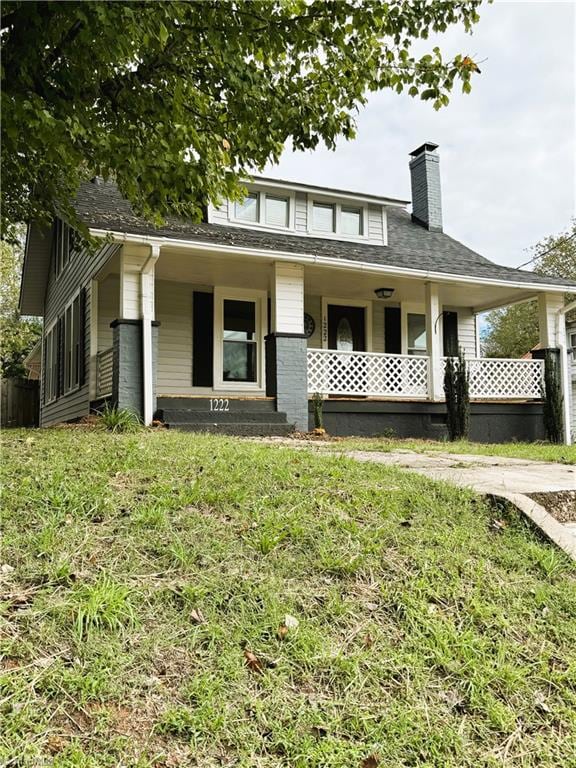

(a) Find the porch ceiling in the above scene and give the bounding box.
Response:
[153,246,539,311]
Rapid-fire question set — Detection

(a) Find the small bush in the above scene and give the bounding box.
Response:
[98,403,141,433]
[444,349,470,441]
[543,351,563,444]
[312,392,324,430]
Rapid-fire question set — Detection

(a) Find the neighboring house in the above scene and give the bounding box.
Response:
[20,143,576,442]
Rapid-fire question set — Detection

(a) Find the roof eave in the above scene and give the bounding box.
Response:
[88,227,576,295]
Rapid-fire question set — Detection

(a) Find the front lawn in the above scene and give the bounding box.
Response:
[2,428,575,767]
[323,437,576,465]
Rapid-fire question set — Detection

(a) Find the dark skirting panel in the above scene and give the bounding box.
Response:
[309,399,546,443]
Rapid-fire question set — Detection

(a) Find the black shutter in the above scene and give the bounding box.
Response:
[443,311,459,357]
[57,317,64,397]
[193,291,214,387]
[78,288,87,387]
[384,307,401,354]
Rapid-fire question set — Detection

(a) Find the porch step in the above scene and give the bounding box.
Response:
[156,397,276,413]
[165,422,295,437]
[156,409,289,424]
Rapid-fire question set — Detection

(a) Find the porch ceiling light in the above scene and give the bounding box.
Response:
[374,287,395,299]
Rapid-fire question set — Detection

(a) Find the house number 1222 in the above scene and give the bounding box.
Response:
[210,398,229,412]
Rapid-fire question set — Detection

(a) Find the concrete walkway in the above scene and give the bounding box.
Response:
[335,449,576,561]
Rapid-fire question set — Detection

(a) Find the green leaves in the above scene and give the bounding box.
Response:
[1,0,485,231]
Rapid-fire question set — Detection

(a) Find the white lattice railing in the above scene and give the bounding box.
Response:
[96,347,114,398]
[457,357,544,400]
[307,349,429,398]
[307,349,545,400]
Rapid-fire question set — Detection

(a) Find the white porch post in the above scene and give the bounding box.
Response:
[268,262,308,431]
[539,292,571,445]
[115,244,159,424]
[141,246,159,426]
[538,292,563,348]
[425,282,443,400]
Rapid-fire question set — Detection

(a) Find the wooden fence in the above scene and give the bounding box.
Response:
[1,378,40,428]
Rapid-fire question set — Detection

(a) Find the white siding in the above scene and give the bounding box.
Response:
[209,201,230,225]
[456,308,477,357]
[294,192,307,232]
[272,262,304,334]
[304,295,322,348]
[368,206,385,244]
[155,280,194,395]
[372,301,385,353]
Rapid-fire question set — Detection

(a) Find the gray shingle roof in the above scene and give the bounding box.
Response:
[75,181,576,290]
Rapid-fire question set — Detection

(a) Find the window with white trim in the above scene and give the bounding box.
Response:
[44,325,58,403]
[233,191,290,229]
[407,313,427,356]
[235,192,259,222]
[264,195,289,227]
[312,202,335,233]
[64,295,81,392]
[341,206,363,236]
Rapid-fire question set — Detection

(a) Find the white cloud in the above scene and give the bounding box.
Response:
[266,1,575,268]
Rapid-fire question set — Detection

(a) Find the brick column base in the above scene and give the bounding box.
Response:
[265,333,308,432]
[111,319,159,419]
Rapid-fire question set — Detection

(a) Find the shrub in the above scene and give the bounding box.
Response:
[98,403,141,433]
[444,349,470,441]
[543,350,563,444]
[312,392,324,430]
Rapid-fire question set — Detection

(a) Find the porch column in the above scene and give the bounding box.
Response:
[425,282,443,400]
[266,262,308,431]
[538,292,571,444]
[112,244,159,423]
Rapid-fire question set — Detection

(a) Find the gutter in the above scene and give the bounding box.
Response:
[88,228,576,296]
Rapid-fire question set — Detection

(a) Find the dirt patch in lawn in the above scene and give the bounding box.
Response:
[527,491,576,522]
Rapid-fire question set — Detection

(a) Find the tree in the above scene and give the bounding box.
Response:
[1,1,484,235]
[0,234,42,378]
[483,221,576,358]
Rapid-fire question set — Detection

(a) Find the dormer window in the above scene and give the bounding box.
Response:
[235,192,259,222]
[234,191,291,229]
[265,195,289,227]
[312,202,335,233]
[341,206,363,236]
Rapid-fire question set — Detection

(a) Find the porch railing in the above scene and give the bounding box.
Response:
[460,357,544,400]
[96,347,114,399]
[307,349,545,400]
[307,348,429,398]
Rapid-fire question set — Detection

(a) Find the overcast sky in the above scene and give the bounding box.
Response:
[266,0,575,269]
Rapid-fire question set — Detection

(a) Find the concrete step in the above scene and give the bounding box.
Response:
[157,409,289,424]
[156,397,276,413]
[166,422,295,436]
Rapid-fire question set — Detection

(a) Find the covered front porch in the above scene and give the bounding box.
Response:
[89,239,569,440]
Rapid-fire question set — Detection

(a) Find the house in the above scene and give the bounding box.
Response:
[20,143,576,443]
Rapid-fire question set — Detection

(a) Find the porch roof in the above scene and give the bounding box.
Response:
[75,181,575,292]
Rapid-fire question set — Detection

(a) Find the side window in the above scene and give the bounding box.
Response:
[52,220,71,278]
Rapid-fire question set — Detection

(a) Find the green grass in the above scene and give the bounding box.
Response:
[323,437,576,465]
[1,428,575,767]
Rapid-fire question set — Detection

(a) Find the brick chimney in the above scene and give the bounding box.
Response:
[409,142,443,232]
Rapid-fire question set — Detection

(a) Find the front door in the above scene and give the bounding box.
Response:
[327,305,366,351]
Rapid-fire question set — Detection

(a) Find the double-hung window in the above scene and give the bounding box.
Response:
[64,295,81,392]
[310,201,365,237]
[222,299,257,383]
[234,191,290,229]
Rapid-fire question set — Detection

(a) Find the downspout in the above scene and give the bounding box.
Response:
[141,246,159,426]
[556,298,576,445]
